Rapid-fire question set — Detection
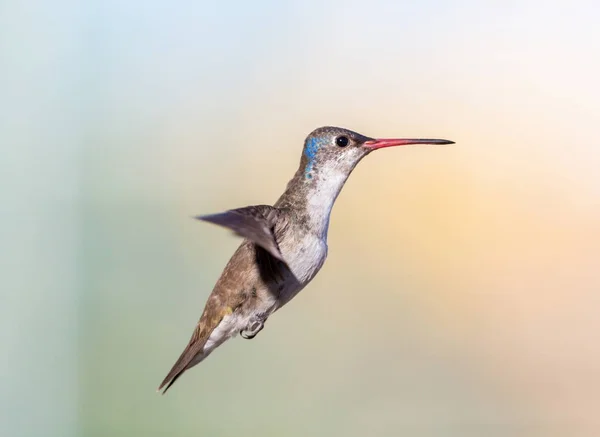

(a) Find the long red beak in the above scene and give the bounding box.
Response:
[364,138,454,150]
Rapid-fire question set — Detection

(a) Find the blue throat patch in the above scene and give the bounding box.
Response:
[304,137,325,179]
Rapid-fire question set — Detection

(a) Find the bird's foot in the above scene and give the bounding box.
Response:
[240,318,265,340]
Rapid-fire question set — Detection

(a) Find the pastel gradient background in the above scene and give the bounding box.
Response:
[2,1,599,436]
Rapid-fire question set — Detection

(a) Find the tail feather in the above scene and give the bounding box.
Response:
[158,370,185,394]
[158,339,207,394]
[158,305,236,393]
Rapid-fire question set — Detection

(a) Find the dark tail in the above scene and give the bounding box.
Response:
[157,339,207,394]
[158,370,185,394]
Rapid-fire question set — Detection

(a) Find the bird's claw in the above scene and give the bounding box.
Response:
[240,319,264,340]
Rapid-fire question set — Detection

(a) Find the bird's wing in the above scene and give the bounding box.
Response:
[196,205,288,262]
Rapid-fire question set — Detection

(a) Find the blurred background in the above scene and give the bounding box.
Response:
[2,1,599,436]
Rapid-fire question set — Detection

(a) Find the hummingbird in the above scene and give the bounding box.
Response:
[158,126,453,393]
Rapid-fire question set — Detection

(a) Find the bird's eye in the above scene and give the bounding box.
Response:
[335,136,349,147]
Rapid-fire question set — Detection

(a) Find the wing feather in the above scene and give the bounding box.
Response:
[196,205,288,262]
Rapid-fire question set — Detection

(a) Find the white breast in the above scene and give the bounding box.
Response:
[287,233,328,283]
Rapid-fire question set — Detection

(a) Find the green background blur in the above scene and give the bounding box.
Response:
[2,1,599,436]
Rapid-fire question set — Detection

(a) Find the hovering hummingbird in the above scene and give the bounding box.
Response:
[158,126,453,393]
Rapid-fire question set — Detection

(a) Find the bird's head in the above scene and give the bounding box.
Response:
[301,126,454,182]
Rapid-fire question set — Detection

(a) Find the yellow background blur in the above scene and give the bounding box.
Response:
[2,1,599,436]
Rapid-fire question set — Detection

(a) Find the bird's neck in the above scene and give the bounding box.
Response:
[275,165,350,240]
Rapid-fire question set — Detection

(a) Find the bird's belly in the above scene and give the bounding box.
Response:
[277,233,328,306]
